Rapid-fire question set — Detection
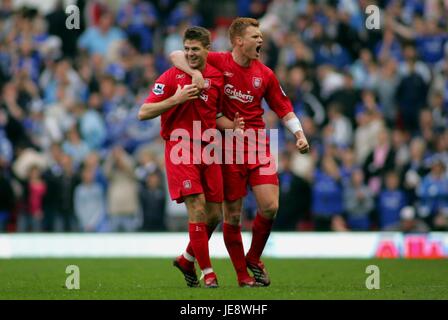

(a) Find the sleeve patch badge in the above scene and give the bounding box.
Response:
[152,83,165,95]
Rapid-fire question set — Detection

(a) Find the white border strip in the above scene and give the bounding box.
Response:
[0,232,447,259]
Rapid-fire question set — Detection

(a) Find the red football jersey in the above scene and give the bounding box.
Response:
[207,51,293,129]
[144,64,223,141]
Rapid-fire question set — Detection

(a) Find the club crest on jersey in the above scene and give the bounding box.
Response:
[183,180,192,189]
[199,92,208,101]
[152,83,165,95]
[204,78,211,89]
[252,77,262,89]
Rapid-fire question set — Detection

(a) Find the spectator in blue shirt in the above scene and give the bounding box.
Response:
[237,0,252,17]
[350,49,377,89]
[415,19,448,65]
[117,0,158,53]
[417,155,448,230]
[314,37,352,70]
[355,89,383,120]
[378,171,408,230]
[14,38,42,84]
[74,165,106,232]
[78,101,107,151]
[375,27,403,63]
[83,151,108,194]
[78,11,125,57]
[311,155,346,231]
[344,168,374,231]
[339,147,357,187]
[0,126,13,165]
[168,1,203,28]
[100,80,136,150]
[62,125,90,169]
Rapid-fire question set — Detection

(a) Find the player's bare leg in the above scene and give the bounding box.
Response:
[246,183,279,286]
[205,201,223,228]
[223,199,257,287]
[174,193,218,288]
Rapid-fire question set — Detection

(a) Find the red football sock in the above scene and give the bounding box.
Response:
[223,223,251,280]
[246,212,274,263]
[188,222,212,271]
[177,254,194,271]
[185,224,215,260]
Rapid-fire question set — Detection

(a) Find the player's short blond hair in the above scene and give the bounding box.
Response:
[229,17,260,46]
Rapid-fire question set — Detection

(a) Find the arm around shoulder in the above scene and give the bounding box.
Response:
[169,50,204,88]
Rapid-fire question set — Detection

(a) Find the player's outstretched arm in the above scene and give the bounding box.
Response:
[282,112,310,154]
[169,50,205,89]
[216,112,245,131]
[138,84,199,120]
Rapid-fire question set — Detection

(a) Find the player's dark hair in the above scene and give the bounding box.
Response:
[183,26,211,48]
[229,17,260,46]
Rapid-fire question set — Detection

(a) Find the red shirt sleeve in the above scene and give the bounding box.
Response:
[264,69,293,119]
[206,52,228,71]
[143,69,176,103]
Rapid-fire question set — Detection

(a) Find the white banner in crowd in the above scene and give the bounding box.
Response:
[0,232,447,259]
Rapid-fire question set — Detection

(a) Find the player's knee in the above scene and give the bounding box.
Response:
[223,200,243,225]
[185,196,207,222]
[225,202,241,214]
[224,212,241,225]
[191,210,207,223]
[260,201,278,219]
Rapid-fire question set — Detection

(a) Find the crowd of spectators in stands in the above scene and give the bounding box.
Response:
[0,0,447,233]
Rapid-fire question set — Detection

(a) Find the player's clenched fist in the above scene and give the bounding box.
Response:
[295,130,310,154]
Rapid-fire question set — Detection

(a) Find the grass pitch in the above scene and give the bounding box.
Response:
[0,258,447,300]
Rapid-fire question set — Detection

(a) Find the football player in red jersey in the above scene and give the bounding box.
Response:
[139,26,244,288]
[170,18,309,287]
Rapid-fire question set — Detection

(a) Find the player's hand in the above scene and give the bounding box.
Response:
[295,130,310,154]
[191,70,205,90]
[172,84,199,104]
[233,112,245,133]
